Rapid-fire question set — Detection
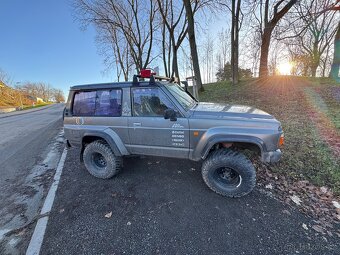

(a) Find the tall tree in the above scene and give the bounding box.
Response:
[231,0,242,85]
[258,0,297,77]
[183,0,204,91]
[330,21,340,81]
[277,0,338,77]
[74,0,157,74]
[295,0,337,77]
[157,0,189,80]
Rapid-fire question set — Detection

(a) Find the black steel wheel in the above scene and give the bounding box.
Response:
[202,149,256,197]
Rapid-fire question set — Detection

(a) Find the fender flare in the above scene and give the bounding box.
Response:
[82,129,129,157]
[196,134,266,160]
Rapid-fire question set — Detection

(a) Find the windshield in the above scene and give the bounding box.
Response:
[164,84,196,111]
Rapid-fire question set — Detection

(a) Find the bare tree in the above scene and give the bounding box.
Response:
[156,0,190,80]
[230,0,242,84]
[51,89,66,103]
[215,0,243,84]
[217,28,230,73]
[257,0,297,77]
[297,0,337,76]
[330,21,340,80]
[279,0,338,77]
[0,68,12,86]
[98,24,134,81]
[75,0,157,74]
[183,0,204,91]
[202,37,214,83]
[17,82,53,102]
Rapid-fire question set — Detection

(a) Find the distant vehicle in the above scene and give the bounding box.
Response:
[63,70,284,197]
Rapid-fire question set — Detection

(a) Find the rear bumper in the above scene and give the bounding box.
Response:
[261,149,282,163]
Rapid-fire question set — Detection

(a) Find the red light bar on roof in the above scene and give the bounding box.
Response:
[140,69,156,79]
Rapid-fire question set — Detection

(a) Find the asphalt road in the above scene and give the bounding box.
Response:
[41,148,339,255]
[0,104,65,254]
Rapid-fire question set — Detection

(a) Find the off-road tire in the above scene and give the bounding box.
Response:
[83,141,122,179]
[202,149,256,197]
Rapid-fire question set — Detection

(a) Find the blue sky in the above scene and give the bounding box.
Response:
[0,0,112,97]
[0,1,229,97]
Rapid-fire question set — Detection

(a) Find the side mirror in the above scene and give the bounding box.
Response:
[164,109,177,121]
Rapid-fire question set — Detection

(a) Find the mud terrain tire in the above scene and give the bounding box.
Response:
[83,141,122,179]
[202,149,256,197]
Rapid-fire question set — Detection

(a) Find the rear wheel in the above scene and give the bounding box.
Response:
[202,149,256,197]
[83,141,122,179]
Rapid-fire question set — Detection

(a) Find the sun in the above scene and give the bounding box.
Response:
[277,62,293,75]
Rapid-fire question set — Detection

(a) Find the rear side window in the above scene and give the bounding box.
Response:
[73,91,96,116]
[73,90,122,116]
[95,90,122,116]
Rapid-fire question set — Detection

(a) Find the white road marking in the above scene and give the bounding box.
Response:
[26,148,67,255]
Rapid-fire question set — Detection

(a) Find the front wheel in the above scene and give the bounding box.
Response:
[202,149,256,197]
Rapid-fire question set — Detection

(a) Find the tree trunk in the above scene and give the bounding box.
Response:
[183,0,204,91]
[258,0,297,78]
[322,60,326,77]
[311,65,317,77]
[330,21,340,81]
[171,42,180,81]
[162,21,169,77]
[231,2,235,83]
[259,27,273,77]
[232,0,241,85]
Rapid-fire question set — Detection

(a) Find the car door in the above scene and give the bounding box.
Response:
[127,87,189,158]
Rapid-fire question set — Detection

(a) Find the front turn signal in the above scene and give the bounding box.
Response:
[278,133,285,148]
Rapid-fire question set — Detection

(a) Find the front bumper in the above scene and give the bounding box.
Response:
[261,149,282,163]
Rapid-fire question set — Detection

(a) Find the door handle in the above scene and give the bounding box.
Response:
[133,122,141,127]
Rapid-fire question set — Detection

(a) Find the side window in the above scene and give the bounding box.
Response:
[95,90,122,116]
[72,90,122,116]
[73,91,96,116]
[132,88,175,117]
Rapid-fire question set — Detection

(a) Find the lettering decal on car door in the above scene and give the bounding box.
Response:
[171,123,185,147]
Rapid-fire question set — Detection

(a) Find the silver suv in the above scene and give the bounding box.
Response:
[64,73,284,197]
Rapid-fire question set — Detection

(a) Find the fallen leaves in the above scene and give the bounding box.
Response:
[257,163,340,237]
[302,223,308,230]
[332,201,340,209]
[312,225,324,233]
[265,184,273,189]
[290,195,302,205]
[104,212,112,218]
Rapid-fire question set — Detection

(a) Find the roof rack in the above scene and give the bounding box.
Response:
[132,69,178,86]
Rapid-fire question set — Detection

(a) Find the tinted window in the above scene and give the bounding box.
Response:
[95,90,122,116]
[73,91,96,116]
[132,88,175,117]
[73,90,122,116]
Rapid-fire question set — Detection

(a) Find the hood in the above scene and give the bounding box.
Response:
[190,102,274,120]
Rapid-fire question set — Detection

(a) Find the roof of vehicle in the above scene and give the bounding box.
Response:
[70,80,171,91]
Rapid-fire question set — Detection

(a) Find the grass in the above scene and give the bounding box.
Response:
[22,102,51,110]
[199,76,340,194]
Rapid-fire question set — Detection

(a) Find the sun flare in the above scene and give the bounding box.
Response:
[278,62,293,75]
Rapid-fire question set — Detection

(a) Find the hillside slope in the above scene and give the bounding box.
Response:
[200,76,340,193]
